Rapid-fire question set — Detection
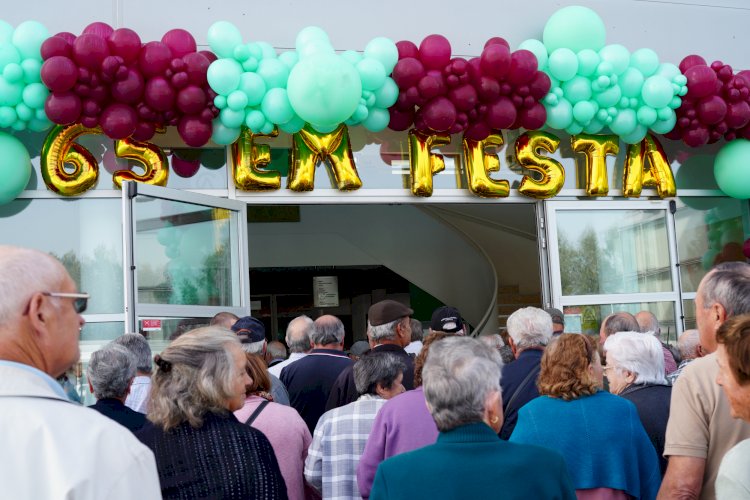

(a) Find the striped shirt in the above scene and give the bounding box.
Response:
[305,394,386,500]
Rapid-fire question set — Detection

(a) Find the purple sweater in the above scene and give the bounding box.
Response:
[356,387,439,498]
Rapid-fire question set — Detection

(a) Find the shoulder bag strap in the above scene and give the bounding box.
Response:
[504,363,541,417]
[244,400,270,426]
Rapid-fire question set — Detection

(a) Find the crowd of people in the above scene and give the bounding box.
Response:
[2,243,750,499]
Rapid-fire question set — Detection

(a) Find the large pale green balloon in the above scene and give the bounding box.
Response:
[0,132,30,204]
[207,21,243,59]
[543,6,606,53]
[715,139,750,199]
[287,53,362,128]
[207,59,243,95]
[295,26,331,52]
[11,21,48,61]
[545,98,573,129]
[364,37,399,74]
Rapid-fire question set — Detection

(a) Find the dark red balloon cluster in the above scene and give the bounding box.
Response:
[40,22,219,146]
[667,55,750,147]
[388,35,550,141]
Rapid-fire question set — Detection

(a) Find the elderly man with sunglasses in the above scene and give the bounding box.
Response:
[0,245,160,499]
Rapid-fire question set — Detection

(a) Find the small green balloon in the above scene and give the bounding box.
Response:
[374,78,399,108]
[261,88,294,125]
[21,58,41,83]
[656,63,680,81]
[0,131,31,204]
[279,113,305,134]
[207,58,243,96]
[15,102,32,121]
[545,98,573,129]
[210,119,241,145]
[227,90,248,111]
[28,116,50,131]
[242,57,259,72]
[595,85,622,108]
[0,77,22,106]
[11,21,49,61]
[548,48,578,81]
[233,44,251,62]
[3,63,23,83]
[714,139,750,199]
[0,106,15,127]
[584,117,605,134]
[362,107,390,132]
[256,42,277,60]
[573,100,596,124]
[239,72,266,106]
[636,106,657,126]
[260,121,274,135]
[609,108,636,135]
[619,68,644,98]
[207,21,243,59]
[22,82,47,109]
[219,107,244,128]
[0,43,20,68]
[214,95,227,109]
[519,39,548,70]
[561,76,592,103]
[245,109,265,132]
[620,124,647,144]
[278,51,299,69]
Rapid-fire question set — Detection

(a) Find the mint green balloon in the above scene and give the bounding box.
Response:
[11,21,48,61]
[214,95,227,109]
[651,114,676,134]
[0,132,30,204]
[656,63,680,81]
[577,49,599,77]
[341,50,363,66]
[595,85,621,108]
[630,48,659,77]
[261,88,294,124]
[287,53,362,128]
[298,40,334,60]
[562,76,592,103]
[363,107,389,132]
[567,122,584,135]
[357,59,386,91]
[657,107,673,120]
[374,78,398,108]
[543,6,606,53]
[0,106,16,127]
[0,77,22,106]
[295,26,331,52]
[279,113,305,134]
[715,139,750,199]
[278,51,299,69]
[227,90,248,111]
[310,122,338,133]
[519,39,548,70]
[239,72,266,106]
[0,21,12,45]
[207,21,243,59]
[257,58,289,89]
[21,58,40,83]
[260,122,274,135]
[207,59,243,95]
[245,109,265,131]
[0,43,20,68]
[548,48,578,81]
[609,108,636,135]
[233,44,250,62]
[21,82,46,110]
[219,107,244,128]
[242,57,259,72]
[584,117,605,134]
[620,68,644,98]
[28,116,50,132]
[599,45,630,75]
[641,76,673,108]
[247,43,262,60]
[620,124,648,144]
[364,37,398,74]
[3,62,22,83]
[637,106,657,126]
[257,42,277,60]
[573,100,596,124]
[545,98,573,129]
[15,102,32,121]
[211,120,241,145]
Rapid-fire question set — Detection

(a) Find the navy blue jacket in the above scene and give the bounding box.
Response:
[280,348,353,432]
[89,398,147,433]
[499,348,544,440]
[619,383,672,476]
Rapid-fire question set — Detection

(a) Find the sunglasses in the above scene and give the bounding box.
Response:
[42,292,89,314]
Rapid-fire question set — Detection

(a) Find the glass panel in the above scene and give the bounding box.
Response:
[556,209,672,295]
[136,316,211,350]
[683,300,696,331]
[0,198,123,314]
[675,197,747,293]
[134,196,239,306]
[562,302,678,344]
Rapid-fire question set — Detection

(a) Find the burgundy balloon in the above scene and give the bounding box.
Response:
[182,52,209,86]
[476,76,500,102]
[80,115,99,128]
[529,72,551,100]
[683,126,709,147]
[696,95,727,125]
[41,36,72,60]
[131,121,156,142]
[73,33,111,69]
[685,65,718,99]
[111,68,145,103]
[161,29,197,59]
[100,55,123,79]
[422,96,457,132]
[41,56,79,92]
[464,121,491,141]
[508,50,538,86]
[394,92,412,111]
[396,40,419,60]
[171,71,189,89]
[679,55,707,74]
[108,28,142,64]
[392,57,425,89]
[419,35,451,71]
[467,57,482,83]
[90,84,108,103]
[480,44,511,80]
[448,84,478,112]
[199,50,217,63]
[54,32,77,44]
[485,97,516,130]
[417,74,446,100]
[726,101,750,129]
[139,42,172,78]
[45,91,82,124]
[176,85,207,114]
[83,22,114,39]
[100,103,138,139]
[144,76,175,111]
[178,116,212,147]
[519,102,547,130]
[484,37,510,49]
[171,155,201,178]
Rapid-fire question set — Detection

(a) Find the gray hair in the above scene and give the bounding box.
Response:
[480,334,504,350]
[268,341,287,360]
[353,351,406,395]
[87,344,136,400]
[409,318,424,342]
[423,336,503,432]
[286,315,314,353]
[112,333,153,374]
[604,331,666,385]
[311,315,346,345]
[678,329,701,359]
[601,312,640,338]
[240,339,265,355]
[148,327,241,430]
[0,246,68,326]
[700,262,750,317]
[635,311,660,336]
[506,307,552,350]
[368,318,401,343]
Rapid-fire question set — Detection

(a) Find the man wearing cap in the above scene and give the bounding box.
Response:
[0,245,160,499]
[281,315,353,433]
[349,340,371,361]
[429,306,466,335]
[231,316,290,406]
[499,306,554,440]
[545,307,565,336]
[326,300,415,411]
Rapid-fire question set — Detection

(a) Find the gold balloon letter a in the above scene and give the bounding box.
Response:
[41,124,101,196]
[571,133,619,196]
[408,129,451,197]
[112,138,169,188]
[515,131,564,199]
[623,134,676,198]
[462,132,509,198]
[232,128,281,191]
[288,124,361,191]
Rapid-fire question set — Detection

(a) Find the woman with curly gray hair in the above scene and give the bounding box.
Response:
[136,326,287,499]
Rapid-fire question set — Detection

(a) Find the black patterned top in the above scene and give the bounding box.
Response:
[137,410,288,499]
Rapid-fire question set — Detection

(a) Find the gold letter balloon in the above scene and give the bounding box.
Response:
[462,132,510,198]
[288,125,361,191]
[112,137,169,188]
[41,124,101,196]
[571,134,619,196]
[408,129,451,197]
[515,131,564,199]
[232,128,281,191]
[623,134,676,198]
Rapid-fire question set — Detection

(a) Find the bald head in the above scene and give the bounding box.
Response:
[677,329,702,360]
[311,315,345,349]
[285,315,313,353]
[209,312,239,330]
[599,312,639,345]
[635,311,660,336]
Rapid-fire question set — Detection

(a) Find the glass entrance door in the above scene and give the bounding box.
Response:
[122,181,250,351]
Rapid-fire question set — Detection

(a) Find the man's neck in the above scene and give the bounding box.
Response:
[375,339,403,348]
[314,343,342,351]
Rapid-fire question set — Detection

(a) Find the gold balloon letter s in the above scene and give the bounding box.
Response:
[571,133,619,196]
[623,134,676,198]
[288,125,361,191]
[462,132,509,198]
[515,131,565,199]
[41,124,101,196]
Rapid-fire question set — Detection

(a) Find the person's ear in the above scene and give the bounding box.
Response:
[375,382,388,399]
[483,390,503,432]
[27,292,53,339]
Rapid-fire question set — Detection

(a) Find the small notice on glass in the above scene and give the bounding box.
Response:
[313,276,339,307]
[141,319,162,332]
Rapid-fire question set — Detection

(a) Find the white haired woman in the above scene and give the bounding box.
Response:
[370,337,575,500]
[136,327,287,499]
[604,331,671,476]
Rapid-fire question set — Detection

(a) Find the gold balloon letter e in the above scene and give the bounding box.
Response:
[462,132,510,198]
[232,128,281,191]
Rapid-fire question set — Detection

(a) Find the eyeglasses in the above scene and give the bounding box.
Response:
[42,292,89,314]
